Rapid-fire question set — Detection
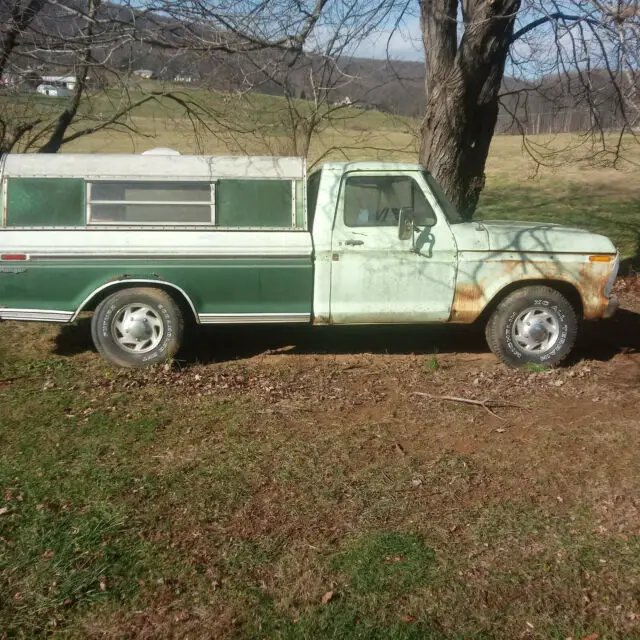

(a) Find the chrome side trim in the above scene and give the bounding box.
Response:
[198,313,311,324]
[0,309,73,322]
[72,279,200,323]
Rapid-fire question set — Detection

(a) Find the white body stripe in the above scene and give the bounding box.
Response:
[0,229,313,258]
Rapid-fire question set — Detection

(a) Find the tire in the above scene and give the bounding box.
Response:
[485,285,578,367]
[91,287,184,368]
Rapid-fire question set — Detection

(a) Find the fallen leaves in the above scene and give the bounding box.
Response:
[321,590,334,604]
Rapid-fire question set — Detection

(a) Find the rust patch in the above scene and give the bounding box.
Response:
[451,258,613,323]
[450,283,486,323]
[578,261,611,319]
[313,314,330,325]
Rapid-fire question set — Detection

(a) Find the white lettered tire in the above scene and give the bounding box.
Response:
[485,286,578,367]
[91,287,184,368]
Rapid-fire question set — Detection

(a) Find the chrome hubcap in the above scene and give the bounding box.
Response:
[111,304,164,353]
[511,306,561,354]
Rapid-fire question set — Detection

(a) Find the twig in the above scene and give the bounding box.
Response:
[394,442,407,456]
[411,392,522,421]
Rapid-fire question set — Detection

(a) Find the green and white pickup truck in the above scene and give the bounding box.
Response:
[0,150,619,368]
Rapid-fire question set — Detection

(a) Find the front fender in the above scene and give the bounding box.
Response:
[450,252,617,322]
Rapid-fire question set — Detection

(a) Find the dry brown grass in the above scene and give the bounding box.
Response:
[1,284,639,638]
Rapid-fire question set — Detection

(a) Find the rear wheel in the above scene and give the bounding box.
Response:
[485,285,578,367]
[91,287,184,368]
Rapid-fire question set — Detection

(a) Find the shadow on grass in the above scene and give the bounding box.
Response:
[55,311,639,366]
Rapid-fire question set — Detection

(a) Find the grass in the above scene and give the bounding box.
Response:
[425,354,441,372]
[2,331,640,637]
[1,88,640,637]
[523,362,551,373]
[8,81,635,259]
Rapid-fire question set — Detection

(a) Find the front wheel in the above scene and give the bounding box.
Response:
[485,286,578,367]
[91,287,184,368]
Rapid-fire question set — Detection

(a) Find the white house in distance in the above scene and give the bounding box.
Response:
[36,84,70,98]
[42,76,77,90]
[133,69,156,79]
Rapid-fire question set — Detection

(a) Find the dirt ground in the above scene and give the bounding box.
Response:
[1,276,639,639]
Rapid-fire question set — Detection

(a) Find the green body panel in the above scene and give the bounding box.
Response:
[216,180,292,227]
[0,258,313,314]
[6,178,85,227]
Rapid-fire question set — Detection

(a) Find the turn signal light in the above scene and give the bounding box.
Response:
[588,255,613,262]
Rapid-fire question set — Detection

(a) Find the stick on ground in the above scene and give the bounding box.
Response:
[411,392,522,421]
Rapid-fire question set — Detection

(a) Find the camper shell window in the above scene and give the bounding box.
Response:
[216,179,295,228]
[88,181,214,224]
[2,175,305,230]
[5,178,85,227]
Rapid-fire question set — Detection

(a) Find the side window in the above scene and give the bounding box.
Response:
[216,179,293,228]
[6,178,85,227]
[343,175,436,228]
[88,181,213,224]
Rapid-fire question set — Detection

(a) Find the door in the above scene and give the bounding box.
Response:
[329,172,458,323]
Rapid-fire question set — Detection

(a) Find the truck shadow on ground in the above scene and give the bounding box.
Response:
[56,309,640,366]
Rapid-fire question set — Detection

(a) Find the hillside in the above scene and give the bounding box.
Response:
[2,0,633,131]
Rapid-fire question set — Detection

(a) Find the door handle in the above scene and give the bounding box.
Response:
[345,239,364,246]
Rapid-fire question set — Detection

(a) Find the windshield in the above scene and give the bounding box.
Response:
[422,171,464,224]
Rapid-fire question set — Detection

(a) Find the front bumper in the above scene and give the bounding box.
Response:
[603,295,620,319]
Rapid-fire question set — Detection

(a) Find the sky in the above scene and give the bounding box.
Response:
[354,16,425,62]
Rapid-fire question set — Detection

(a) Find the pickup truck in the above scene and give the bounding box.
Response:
[0,151,619,368]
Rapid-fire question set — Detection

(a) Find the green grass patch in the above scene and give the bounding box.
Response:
[477,180,640,264]
[424,354,440,372]
[332,532,437,595]
[523,361,551,373]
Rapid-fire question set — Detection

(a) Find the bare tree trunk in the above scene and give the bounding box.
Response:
[419,0,519,220]
[38,0,100,153]
[0,0,46,78]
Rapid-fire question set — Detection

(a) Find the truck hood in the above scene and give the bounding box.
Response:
[451,220,616,254]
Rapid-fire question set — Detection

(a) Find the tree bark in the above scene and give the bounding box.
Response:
[38,0,100,153]
[419,0,520,220]
[0,0,46,79]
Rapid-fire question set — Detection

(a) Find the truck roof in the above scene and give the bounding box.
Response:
[316,161,425,173]
[0,153,305,180]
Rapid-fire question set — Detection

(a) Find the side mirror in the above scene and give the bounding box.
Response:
[398,207,414,241]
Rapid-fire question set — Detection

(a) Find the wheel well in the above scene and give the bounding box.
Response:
[479,279,584,322]
[76,281,199,323]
